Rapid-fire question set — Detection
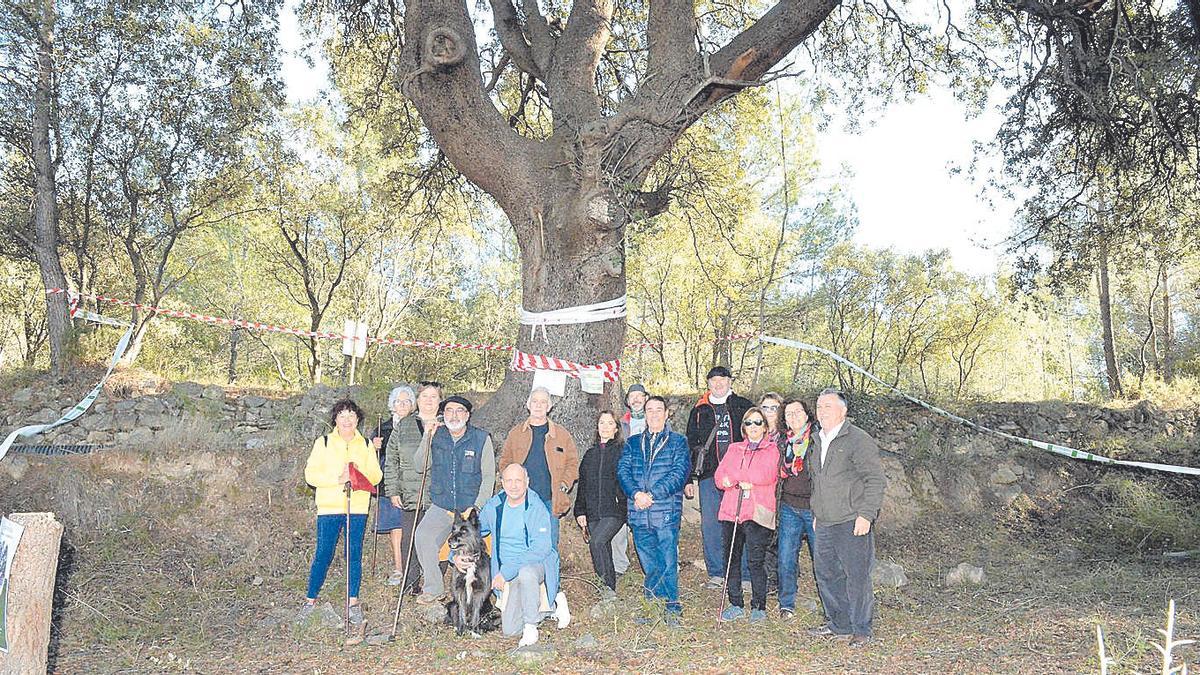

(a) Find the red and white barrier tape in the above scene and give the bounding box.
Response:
[48,288,758,360]
[510,349,621,381]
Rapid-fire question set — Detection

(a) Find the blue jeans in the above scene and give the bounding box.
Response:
[631,522,682,614]
[306,513,367,600]
[776,503,815,611]
[699,477,750,579]
[543,496,561,548]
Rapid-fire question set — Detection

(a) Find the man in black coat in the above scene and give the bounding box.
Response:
[685,366,754,589]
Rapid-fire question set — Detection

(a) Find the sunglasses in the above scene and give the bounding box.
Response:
[420,380,443,388]
[743,419,766,427]
[759,404,780,411]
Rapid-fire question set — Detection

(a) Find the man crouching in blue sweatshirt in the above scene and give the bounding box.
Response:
[617,395,691,628]
[478,463,571,646]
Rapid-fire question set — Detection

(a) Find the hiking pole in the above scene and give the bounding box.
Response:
[390,420,435,638]
[371,414,381,578]
[344,480,353,641]
[718,486,748,620]
[370,492,380,578]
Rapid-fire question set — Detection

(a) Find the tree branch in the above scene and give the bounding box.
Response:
[546,0,613,130]
[487,0,545,80]
[645,0,700,96]
[399,0,540,209]
[609,0,839,183]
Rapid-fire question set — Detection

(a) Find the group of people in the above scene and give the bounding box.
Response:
[297,367,887,647]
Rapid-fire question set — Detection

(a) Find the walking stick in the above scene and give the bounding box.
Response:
[390,424,435,638]
[718,487,748,620]
[344,481,353,640]
[371,415,382,577]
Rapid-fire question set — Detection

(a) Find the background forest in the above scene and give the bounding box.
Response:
[0,0,1197,407]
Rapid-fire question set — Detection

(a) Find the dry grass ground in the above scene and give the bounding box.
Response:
[2,438,1197,674]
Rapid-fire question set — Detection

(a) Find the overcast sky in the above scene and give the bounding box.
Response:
[279,3,1016,277]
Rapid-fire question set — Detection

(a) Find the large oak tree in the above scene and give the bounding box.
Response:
[313,0,843,433]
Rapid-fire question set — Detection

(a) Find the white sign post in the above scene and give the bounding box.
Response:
[342,320,368,385]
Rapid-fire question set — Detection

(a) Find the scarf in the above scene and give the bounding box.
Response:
[780,424,811,478]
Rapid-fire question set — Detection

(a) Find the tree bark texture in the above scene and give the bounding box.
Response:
[0,512,64,674]
[31,0,71,377]
[397,0,839,439]
[1097,243,1123,397]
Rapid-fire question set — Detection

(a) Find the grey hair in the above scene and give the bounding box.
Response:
[818,388,849,410]
[526,386,555,410]
[388,385,416,409]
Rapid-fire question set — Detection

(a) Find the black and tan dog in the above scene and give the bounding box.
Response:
[444,509,498,636]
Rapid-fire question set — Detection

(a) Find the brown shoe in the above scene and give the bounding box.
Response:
[415,593,440,605]
[848,634,873,647]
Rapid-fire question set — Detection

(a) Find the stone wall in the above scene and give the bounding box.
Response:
[3,381,363,450]
[3,381,1196,533]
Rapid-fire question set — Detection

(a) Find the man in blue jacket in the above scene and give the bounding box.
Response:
[477,463,570,646]
[617,396,691,627]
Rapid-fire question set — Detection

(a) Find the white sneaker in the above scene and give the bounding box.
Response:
[519,623,539,647]
[553,591,571,629]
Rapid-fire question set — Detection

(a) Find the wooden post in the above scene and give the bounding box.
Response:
[0,512,64,674]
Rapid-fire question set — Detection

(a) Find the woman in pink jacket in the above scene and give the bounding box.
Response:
[715,406,780,623]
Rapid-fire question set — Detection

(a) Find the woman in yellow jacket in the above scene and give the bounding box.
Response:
[299,399,382,625]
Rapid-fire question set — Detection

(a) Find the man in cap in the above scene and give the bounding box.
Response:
[620,383,649,438]
[685,366,754,589]
[413,395,497,604]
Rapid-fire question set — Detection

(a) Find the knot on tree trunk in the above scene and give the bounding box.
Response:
[425,27,467,68]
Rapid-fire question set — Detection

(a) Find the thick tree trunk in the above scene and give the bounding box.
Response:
[31,0,71,376]
[1097,243,1123,397]
[0,513,64,674]
[473,184,626,444]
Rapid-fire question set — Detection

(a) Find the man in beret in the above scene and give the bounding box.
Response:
[413,395,498,604]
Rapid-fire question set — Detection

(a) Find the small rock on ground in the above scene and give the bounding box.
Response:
[946,562,986,587]
[511,642,556,662]
[419,603,446,624]
[574,633,599,649]
[872,560,909,588]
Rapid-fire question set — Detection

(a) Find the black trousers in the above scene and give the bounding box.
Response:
[814,520,876,636]
[722,520,771,610]
[587,516,625,591]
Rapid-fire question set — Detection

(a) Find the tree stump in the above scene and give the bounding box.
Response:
[0,512,63,674]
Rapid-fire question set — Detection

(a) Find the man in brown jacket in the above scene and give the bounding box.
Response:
[498,386,580,546]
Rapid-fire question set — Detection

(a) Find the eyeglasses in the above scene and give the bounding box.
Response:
[743,419,766,427]
[443,406,468,415]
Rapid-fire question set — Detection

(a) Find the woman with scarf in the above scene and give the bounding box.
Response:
[776,398,817,619]
[759,392,786,444]
[714,407,780,623]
